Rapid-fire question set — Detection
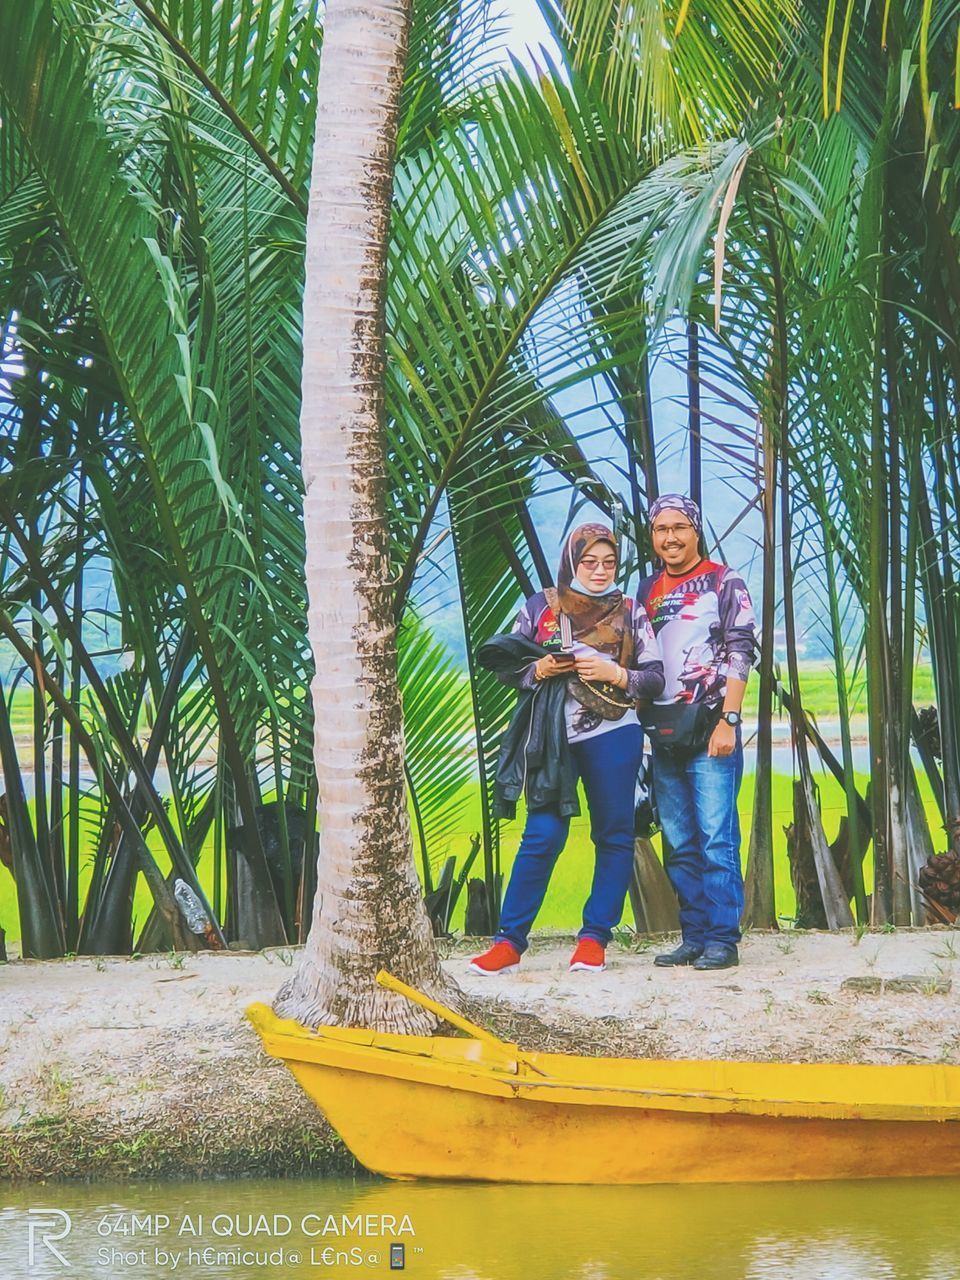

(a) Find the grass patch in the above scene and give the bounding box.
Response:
[1,1104,356,1182]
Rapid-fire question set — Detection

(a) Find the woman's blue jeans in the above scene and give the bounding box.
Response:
[496,723,643,953]
[652,735,744,948]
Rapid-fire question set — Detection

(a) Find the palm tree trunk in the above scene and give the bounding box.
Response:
[743,376,777,929]
[0,679,63,959]
[274,0,454,1032]
[865,320,893,923]
[635,334,659,510]
[766,219,852,929]
[820,498,869,923]
[686,319,702,510]
[66,464,86,951]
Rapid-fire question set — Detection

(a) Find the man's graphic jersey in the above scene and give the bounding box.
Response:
[637,560,757,706]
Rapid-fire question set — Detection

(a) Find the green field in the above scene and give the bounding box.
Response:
[4,661,939,740]
[738,662,936,721]
[1,765,943,947]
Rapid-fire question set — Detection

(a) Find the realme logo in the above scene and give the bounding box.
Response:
[28,1209,72,1267]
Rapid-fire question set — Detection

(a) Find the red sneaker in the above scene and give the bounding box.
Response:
[469,940,521,975]
[569,937,606,972]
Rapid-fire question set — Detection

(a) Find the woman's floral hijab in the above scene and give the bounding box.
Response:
[555,523,633,666]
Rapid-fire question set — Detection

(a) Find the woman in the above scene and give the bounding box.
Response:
[472,523,664,974]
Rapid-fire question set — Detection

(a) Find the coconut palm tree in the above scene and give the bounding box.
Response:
[270,0,458,1032]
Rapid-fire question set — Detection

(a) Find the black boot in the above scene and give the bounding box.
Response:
[692,943,739,970]
[653,941,703,967]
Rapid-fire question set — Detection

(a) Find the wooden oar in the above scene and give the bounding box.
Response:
[376,969,550,1077]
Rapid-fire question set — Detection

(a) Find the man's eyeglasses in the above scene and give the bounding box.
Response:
[651,523,696,538]
[579,557,617,571]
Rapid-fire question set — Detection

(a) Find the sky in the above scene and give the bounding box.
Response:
[498,0,555,65]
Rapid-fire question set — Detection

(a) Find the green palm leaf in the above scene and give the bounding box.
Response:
[398,611,475,892]
[544,0,797,155]
[0,0,292,928]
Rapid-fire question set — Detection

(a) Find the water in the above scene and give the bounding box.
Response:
[3,1176,960,1280]
[14,735,873,801]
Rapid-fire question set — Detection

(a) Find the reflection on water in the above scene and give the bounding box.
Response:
[3,1176,960,1280]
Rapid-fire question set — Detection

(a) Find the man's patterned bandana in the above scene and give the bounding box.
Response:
[648,494,702,535]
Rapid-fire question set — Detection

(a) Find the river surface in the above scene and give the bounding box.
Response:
[3,1176,959,1280]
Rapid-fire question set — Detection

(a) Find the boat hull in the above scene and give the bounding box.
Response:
[249,1004,960,1185]
[284,1058,960,1185]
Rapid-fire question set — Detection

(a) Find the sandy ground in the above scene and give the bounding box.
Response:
[1,929,958,1180]
[447,929,960,1063]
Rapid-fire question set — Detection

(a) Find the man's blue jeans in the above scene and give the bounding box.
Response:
[496,724,643,953]
[652,735,744,948]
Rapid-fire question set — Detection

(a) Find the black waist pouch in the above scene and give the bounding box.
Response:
[642,701,722,759]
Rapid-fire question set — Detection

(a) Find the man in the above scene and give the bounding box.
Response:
[637,495,757,971]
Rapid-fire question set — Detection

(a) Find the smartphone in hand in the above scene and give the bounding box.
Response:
[558,613,576,666]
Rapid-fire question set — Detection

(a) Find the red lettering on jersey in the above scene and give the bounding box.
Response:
[645,561,722,620]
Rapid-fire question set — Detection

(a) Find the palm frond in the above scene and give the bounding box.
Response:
[543,0,797,156]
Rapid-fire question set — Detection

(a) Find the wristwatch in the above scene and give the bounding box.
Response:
[722,710,742,726]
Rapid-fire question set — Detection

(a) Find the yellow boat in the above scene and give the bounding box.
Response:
[247,972,960,1185]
